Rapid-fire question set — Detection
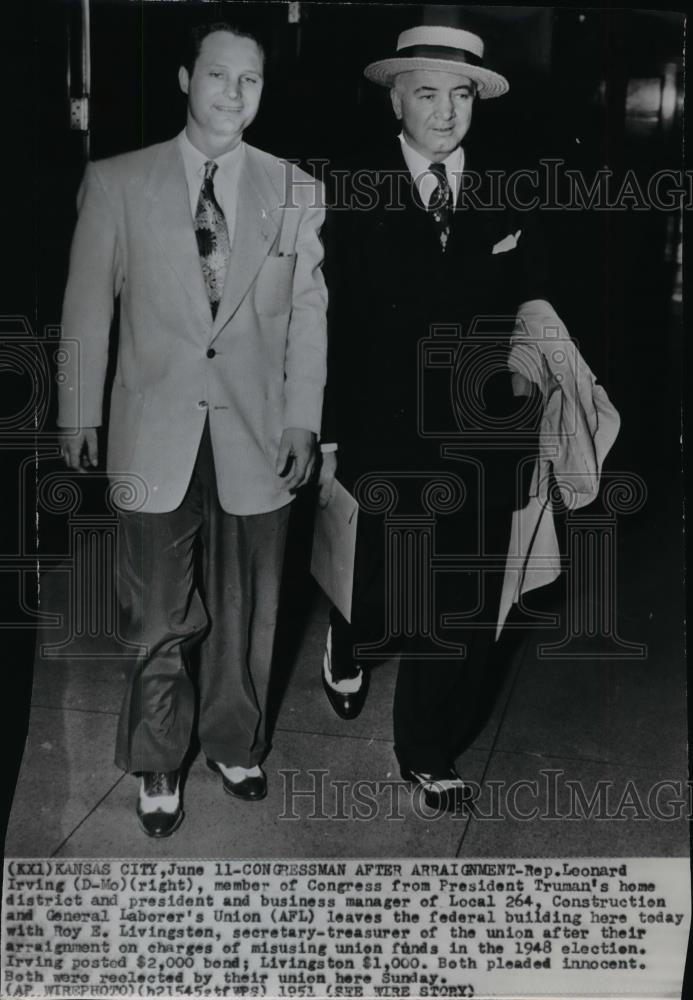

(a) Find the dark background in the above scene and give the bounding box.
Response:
[1,0,688,909]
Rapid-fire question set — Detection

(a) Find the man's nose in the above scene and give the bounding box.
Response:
[436,95,455,118]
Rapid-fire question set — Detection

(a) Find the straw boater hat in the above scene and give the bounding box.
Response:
[364,25,509,99]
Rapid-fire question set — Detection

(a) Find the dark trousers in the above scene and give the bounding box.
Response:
[330,467,512,774]
[115,421,290,773]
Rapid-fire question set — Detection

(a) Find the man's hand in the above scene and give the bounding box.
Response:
[59,428,99,472]
[276,427,316,491]
[317,450,337,508]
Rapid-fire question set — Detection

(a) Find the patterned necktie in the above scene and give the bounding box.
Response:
[194,161,230,317]
[428,162,452,252]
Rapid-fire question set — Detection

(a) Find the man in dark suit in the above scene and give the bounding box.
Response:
[318,22,547,811]
[58,22,326,836]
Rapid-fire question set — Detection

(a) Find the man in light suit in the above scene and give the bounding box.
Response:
[58,21,327,836]
[318,21,546,812]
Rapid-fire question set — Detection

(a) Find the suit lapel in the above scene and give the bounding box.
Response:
[212,146,279,335]
[145,140,211,332]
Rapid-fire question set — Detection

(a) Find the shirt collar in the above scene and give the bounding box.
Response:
[398,132,465,182]
[178,128,245,179]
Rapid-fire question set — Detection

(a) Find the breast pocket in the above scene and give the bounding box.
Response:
[254,254,296,317]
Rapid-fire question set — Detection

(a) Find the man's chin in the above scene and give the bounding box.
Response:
[210,121,248,141]
[422,136,462,157]
[434,135,461,150]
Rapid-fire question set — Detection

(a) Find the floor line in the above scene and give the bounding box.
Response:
[50,774,127,858]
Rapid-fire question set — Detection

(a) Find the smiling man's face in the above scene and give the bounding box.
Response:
[178,30,264,156]
[391,69,475,162]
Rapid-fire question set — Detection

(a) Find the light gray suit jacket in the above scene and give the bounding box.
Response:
[58,138,327,515]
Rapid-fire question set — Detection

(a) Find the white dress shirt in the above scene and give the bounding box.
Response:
[178,129,245,247]
[398,132,465,207]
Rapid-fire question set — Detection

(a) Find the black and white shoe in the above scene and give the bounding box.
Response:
[322,625,369,720]
[400,765,474,813]
[137,771,183,837]
[207,760,267,801]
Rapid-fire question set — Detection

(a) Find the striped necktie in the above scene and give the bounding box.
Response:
[194,160,231,317]
[428,162,452,253]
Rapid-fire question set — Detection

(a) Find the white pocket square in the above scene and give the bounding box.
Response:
[492,230,522,254]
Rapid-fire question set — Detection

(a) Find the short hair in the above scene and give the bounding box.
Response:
[181,21,265,76]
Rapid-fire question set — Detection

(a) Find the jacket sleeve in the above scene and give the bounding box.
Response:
[282,175,328,434]
[318,200,341,447]
[58,162,123,429]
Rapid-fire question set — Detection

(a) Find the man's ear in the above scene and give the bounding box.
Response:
[178,65,190,96]
[390,86,403,120]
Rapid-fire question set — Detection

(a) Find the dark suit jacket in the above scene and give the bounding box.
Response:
[321,140,548,512]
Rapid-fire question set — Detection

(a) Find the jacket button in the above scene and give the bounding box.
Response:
[206,348,216,358]
[198,400,208,409]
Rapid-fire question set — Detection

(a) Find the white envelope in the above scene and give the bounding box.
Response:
[310,480,359,623]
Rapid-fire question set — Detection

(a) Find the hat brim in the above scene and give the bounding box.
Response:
[364,58,509,99]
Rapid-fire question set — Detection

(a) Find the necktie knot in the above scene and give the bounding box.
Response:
[203,160,218,182]
[429,162,448,182]
[428,162,451,206]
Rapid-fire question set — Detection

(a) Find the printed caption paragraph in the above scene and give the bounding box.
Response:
[1,858,689,998]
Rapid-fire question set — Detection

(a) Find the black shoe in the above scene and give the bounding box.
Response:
[137,771,183,837]
[400,765,473,813]
[206,759,267,801]
[322,626,369,720]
